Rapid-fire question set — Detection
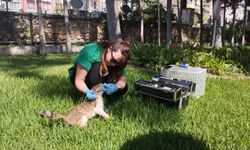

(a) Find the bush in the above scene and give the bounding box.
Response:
[131,41,247,75]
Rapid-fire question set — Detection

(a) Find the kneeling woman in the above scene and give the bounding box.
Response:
[68,41,132,100]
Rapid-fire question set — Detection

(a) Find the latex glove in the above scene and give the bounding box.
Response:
[84,89,97,100]
[102,83,117,95]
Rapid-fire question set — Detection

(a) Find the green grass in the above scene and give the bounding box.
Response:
[0,54,249,150]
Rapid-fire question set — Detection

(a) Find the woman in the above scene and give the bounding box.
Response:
[68,41,132,100]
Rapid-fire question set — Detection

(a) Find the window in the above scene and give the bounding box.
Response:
[27,0,35,12]
[27,8,36,13]
[56,0,63,4]
[41,0,51,2]
[1,3,6,10]
[1,1,20,11]
[8,1,20,12]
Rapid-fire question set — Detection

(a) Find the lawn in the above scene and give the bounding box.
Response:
[0,54,249,150]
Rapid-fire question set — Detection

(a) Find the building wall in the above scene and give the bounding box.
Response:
[0,0,106,14]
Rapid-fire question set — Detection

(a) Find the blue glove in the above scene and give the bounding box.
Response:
[84,89,97,100]
[102,83,117,95]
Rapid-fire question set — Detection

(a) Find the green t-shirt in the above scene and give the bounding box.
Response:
[68,43,102,79]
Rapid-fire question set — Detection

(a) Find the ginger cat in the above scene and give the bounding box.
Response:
[39,84,109,128]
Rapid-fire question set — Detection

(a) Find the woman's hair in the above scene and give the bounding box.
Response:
[98,41,132,82]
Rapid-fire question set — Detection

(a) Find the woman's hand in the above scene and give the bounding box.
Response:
[102,83,118,95]
[84,89,97,100]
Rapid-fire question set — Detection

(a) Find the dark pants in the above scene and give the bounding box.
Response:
[70,63,128,97]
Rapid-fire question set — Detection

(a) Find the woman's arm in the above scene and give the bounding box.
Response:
[116,75,127,90]
[74,64,89,93]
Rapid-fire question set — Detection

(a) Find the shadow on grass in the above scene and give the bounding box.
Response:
[0,54,74,74]
[106,94,182,130]
[0,54,86,103]
[120,131,209,150]
[15,70,45,79]
[14,73,82,103]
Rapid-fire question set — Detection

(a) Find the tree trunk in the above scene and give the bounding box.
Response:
[166,0,172,48]
[222,0,226,47]
[106,0,122,41]
[63,0,72,52]
[158,0,161,46]
[231,5,236,46]
[5,0,8,12]
[177,0,182,47]
[37,0,46,55]
[200,0,203,49]
[212,0,222,48]
[140,0,144,43]
[241,1,247,46]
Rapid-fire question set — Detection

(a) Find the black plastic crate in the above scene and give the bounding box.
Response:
[134,79,182,102]
[134,79,191,108]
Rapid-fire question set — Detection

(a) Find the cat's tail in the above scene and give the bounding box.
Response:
[39,109,66,120]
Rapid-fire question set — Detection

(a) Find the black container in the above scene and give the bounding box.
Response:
[134,79,190,108]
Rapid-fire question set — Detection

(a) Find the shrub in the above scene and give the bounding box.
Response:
[131,41,247,75]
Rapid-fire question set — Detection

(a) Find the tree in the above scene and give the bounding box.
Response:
[222,0,228,47]
[166,0,172,48]
[200,0,203,48]
[63,0,72,52]
[37,0,46,55]
[177,0,182,47]
[121,2,132,21]
[157,0,161,46]
[228,0,242,46]
[230,1,237,46]
[212,0,222,48]
[139,0,144,43]
[241,0,248,46]
[106,0,122,41]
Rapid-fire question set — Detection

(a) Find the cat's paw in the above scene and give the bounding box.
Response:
[39,109,51,117]
[104,115,110,120]
[106,115,116,121]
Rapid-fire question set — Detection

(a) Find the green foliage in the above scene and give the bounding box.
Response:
[193,52,228,74]
[131,42,248,75]
[120,1,175,24]
[0,54,249,149]
[208,46,250,73]
[131,41,171,71]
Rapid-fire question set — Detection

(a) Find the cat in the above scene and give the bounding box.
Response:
[39,84,109,128]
